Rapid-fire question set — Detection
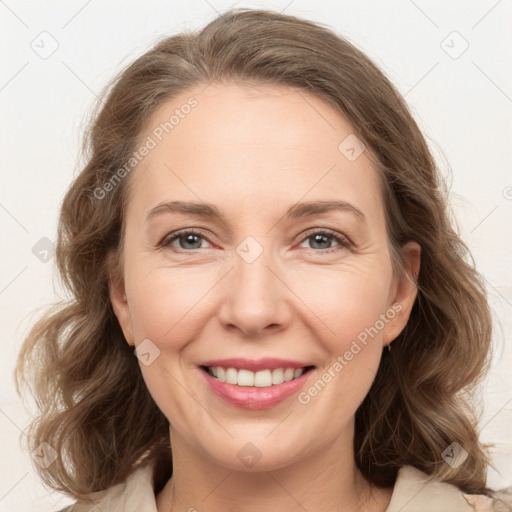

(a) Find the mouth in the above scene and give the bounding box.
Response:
[198,360,316,409]
[199,365,315,388]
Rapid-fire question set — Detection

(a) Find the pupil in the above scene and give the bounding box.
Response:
[178,234,332,250]
[182,234,201,249]
[312,234,330,249]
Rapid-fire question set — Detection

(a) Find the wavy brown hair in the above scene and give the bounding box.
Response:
[15,7,497,502]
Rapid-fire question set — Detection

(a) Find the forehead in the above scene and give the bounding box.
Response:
[126,82,384,225]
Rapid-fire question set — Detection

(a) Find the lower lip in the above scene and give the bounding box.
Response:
[201,368,313,410]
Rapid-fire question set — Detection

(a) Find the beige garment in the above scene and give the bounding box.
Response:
[56,463,507,512]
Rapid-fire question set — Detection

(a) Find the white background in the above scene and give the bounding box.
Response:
[1,1,511,510]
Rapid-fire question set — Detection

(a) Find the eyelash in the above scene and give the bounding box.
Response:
[159,228,352,255]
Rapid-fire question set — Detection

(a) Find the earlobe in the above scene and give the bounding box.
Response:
[106,250,135,346]
[383,241,421,347]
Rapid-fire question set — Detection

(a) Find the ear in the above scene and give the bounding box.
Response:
[383,241,421,347]
[107,250,135,346]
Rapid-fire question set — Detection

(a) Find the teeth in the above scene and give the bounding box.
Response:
[284,368,295,381]
[254,369,272,387]
[238,369,254,386]
[272,368,284,385]
[225,367,237,385]
[207,366,306,387]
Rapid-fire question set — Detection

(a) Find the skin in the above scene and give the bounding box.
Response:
[109,82,421,512]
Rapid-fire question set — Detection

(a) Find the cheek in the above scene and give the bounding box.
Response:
[291,261,393,346]
[127,264,219,345]
[292,266,392,422]
[127,254,393,351]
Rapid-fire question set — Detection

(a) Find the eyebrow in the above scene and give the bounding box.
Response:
[145,199,366,224]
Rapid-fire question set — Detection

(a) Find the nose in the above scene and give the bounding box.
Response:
[217,249,292,338]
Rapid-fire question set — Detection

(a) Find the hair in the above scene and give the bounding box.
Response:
[15,7,497,503]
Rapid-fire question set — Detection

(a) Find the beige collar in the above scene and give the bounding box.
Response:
[64,462,493,511]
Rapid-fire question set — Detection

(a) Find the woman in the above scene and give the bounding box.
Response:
[15,8,509,512]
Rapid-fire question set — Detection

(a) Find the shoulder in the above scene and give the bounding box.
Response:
[54,462,157,512]
[385,465,502,512]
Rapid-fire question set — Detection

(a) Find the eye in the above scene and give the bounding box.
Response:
[160,229,212,251]
[298,229,351,254]
[159,228,351,254]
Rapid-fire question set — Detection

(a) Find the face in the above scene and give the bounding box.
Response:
[109,82,420,472]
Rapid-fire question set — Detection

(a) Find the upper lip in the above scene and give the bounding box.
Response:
[200,357,314,372]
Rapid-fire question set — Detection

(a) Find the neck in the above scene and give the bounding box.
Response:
[156,422,392,512]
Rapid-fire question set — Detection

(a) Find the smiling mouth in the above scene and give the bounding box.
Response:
[199,365,315,388]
